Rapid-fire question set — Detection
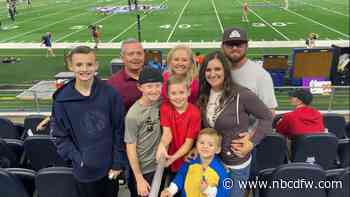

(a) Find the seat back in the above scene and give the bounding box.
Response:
[323,113,346,139]
[327,168,350,197]
[0,168,30,197]
[6,168,36,197]
[0,117,20,139]
[22,114,48,139]
[338,139,350,168]
[291,133,338,170]
[36,167,79,197]
[23,135,69,171]
[4,139,24,163]
[252,134,289,177]
[0,138,20,168]
[260,163,327,197]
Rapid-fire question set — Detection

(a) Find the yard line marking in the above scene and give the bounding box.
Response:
[210,0,224,33]
[296,0,349,17]
[110,0,168,42]
[284,8,349,38]
[166,0,192,42]
[56,14,114,42]
[0,0,91,20]
[234,0,290,40]
[1,12,88,42]
[7,2,98,26]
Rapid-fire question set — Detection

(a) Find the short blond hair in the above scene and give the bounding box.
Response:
[166,76,190,96]
[197,128,222,148]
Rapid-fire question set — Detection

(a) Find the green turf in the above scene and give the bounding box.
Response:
[0,47,292,84]
[0,0,348,42]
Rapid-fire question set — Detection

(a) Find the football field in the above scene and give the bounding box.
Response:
[0,0,349,43]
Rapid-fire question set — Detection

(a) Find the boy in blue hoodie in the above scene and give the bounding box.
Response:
[51,46,126,197]
[160,128,230,197]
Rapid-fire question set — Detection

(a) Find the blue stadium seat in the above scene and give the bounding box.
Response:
[338,139,350,168]
[0,138,20,168]
[291,133,338,170]
[36,167,79,197]
[251,133,289,178]
[22,114,48,139]
[6,168,36,197]
[23,135,69,171]
[323,113,347,139]
[0,117,20,139]
[258,163,327,197]
[326,167,349,197]
[0,168,31,197]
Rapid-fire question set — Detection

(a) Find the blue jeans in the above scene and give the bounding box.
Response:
[228,163,251,197]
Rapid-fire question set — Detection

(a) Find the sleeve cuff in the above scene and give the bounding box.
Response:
[203,186,217,197]
[168,182,178,196]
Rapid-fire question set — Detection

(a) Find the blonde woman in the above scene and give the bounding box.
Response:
[161,45,199,104]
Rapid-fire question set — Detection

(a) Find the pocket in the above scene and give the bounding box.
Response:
[82,139,112,169]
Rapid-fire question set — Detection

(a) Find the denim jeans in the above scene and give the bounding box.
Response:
[228,163,251,197]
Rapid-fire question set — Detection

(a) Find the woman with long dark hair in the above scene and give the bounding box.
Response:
[197,51,272,197]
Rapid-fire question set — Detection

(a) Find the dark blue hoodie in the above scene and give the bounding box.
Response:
[51,77,127,182]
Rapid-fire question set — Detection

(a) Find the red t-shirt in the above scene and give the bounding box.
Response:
[160,102,201,172]
[161,72,199,104]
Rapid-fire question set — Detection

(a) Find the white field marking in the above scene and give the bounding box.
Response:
[56,0,124,41]
[56,9,118,41]
[166,0,192,42]
[296,0,349,17]
[7,2,97,26]
[235,0,290,40]
[284,8,349,38]
[1,12,88,42]
[0,40,347,49]
[109,0,168,42]
[314,0,349,7]
[210,0,224,33]
[0,0,90,20]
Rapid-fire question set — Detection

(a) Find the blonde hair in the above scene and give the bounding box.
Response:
[166,45,198,82]
[166,76,190,96]
[197,128,222,148]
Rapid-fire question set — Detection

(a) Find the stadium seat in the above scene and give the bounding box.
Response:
[0,168,31,197]
[338,139,350,168]
[23,135,69,171]
[291,133,338,170]
[36,167,79,197]
[22,114,47,139]
[345,122,350,138]
[6,168,36,197]
[258,163,327,197]
[251,133,289,178]
[0,117,21,139]
[326,167,349,197]
[0,138,20,168]
[323,113,347,139]
[13,123,25,137]
[3,138,24,166]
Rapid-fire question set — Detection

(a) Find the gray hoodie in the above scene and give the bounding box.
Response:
[203,86,273,166]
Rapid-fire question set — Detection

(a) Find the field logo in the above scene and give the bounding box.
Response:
[252,22,290,28]
[94,4,167,14]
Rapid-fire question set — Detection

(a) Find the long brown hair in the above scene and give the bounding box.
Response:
[197,50,239,115]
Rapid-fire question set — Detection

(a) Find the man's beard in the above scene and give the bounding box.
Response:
[228,53,246,64]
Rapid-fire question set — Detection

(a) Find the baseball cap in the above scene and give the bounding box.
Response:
[138,67,163,85]
[222,27,248,43]
[288,89,313,105]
